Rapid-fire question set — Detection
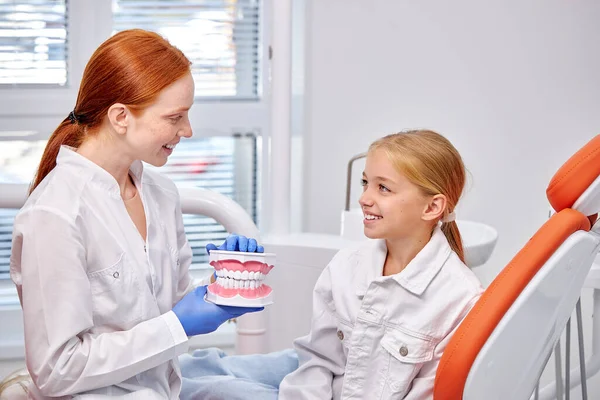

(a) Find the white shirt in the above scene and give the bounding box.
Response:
[279,227,483,400]
[10,147,209,399]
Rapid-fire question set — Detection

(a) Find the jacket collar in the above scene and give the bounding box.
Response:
[355,226,452,297]
[57,145,144,198]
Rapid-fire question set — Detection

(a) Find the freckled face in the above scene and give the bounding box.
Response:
[125,72,195,166]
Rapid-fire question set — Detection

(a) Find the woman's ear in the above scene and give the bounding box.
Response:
[107,103,129,135]
[422,194,447,222]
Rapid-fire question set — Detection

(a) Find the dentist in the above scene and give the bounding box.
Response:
[9,29,262,399]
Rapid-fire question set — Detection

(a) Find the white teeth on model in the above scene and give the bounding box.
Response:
[365,214,382,220]
[164,144,176,149]
[215,274,263,289]
[217,269,266,281]
[217,279,260,289]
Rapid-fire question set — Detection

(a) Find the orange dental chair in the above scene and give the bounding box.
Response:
[434,135,600,399]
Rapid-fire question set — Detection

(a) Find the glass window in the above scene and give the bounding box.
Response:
[113,0,261,100]
[0,0,68,85]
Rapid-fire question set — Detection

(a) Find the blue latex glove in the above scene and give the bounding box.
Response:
[206,233,264,254]
[172,285,263,336]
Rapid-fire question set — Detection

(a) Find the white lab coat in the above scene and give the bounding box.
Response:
[279,226,484,400]
[10,146,209,399]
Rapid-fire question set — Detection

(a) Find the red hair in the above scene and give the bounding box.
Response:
[30,29,191,193]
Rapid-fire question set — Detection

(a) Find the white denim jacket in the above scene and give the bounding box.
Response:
[279,227,483,400]
[10,147,209,399]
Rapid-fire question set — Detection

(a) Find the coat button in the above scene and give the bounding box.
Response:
[113,271,119,279]
[337,330,344,340]
[399,346,408,356]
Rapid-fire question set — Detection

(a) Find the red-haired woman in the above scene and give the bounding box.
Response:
[8,29,264,399]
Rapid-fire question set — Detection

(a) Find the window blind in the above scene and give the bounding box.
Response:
[0,0,68,85]
[113,0,261,100]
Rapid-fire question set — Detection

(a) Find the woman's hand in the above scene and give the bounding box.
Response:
[172,285,263,336]
[206,234,264,254]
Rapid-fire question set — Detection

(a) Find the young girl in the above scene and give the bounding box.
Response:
[278,130,484,399]
[106,129,480,399]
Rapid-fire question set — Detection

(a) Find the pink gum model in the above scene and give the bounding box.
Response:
[207,259,274,299]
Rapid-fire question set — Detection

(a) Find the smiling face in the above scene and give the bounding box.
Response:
[124,72,195,166]
[359,148,433,240]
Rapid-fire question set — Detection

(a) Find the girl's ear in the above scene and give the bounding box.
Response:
[422,194,447,222]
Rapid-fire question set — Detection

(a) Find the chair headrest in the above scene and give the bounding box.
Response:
[546,135,600,216]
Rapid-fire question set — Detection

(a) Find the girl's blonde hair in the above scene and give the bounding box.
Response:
[368,130,466,263]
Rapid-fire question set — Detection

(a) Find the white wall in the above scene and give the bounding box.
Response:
[298,0,600,397]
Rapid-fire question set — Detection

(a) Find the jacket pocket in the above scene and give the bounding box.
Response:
[88,253,126,294]
[380,327,435,395]
[87,253,141,325]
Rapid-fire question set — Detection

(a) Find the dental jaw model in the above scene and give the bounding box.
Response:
[205,250,275,307]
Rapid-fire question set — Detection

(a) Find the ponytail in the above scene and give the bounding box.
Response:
[30,118,84,194]
[441,221,465,264]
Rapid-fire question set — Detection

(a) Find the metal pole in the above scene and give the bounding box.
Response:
[576,299,588,400]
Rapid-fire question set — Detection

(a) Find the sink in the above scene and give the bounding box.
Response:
[456,220,499,268]
[341,209,498,268]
